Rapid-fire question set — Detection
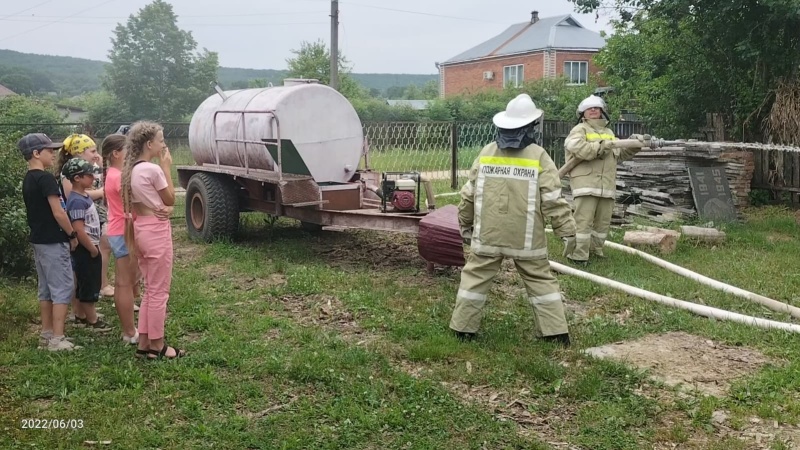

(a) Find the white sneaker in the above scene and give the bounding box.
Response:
[40,333,74,347]
[48,336,81,352]
[122,331,139,345]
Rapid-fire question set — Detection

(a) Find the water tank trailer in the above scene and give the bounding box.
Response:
[176,80,461,269]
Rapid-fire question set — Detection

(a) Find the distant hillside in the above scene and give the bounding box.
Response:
[0,49,438,95]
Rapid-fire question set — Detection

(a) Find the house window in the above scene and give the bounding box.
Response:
[503,64,524,88]
[564,61,588,85]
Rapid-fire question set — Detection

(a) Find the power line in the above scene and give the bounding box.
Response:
[11,10,328,19]
[0,0,120,43]
[0,17,329,27]
[341,1,506,24]
[0,0,55,20]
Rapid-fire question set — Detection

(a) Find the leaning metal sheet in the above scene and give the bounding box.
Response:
[279,178,322,206]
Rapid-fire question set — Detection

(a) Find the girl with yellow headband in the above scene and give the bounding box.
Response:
[57,133,116,319]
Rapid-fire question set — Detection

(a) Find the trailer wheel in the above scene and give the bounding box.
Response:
[185,173,239,242]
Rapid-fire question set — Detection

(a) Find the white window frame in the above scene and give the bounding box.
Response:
[564,61,588,85]
[503,64,524,88]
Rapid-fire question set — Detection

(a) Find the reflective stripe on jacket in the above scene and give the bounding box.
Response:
[564,120,639,199]
[458,142,576,260]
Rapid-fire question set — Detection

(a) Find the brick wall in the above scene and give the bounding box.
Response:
[441,53,544,97]
[442,50,601,97]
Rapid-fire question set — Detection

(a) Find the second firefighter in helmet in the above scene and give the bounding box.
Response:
[451,94,577,345]
[563,95,644,264]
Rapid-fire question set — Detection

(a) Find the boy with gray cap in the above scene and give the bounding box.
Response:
[19,133,80,351]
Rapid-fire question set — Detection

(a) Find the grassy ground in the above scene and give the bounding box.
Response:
[2,206,800,449]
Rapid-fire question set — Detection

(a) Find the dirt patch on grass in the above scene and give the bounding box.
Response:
[653,409,800,449]
[273,294,372,341]
[584,332,773,397]
[235,274,287,291]
[173,241,206,268]
[202,264,228,278]
[311,230,427,271]
[715,415,800,449]
[767,232,794,243]
[439,380,579,448]
[393,357,577,447]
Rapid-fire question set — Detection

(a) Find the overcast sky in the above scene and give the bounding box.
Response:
[0,0,614,74]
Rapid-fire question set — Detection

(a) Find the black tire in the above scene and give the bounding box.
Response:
[185,172,240,242]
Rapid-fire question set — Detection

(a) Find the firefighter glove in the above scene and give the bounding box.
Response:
[461,227,473,246]
[597,139,615,157]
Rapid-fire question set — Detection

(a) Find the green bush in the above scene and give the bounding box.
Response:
[0,96,65,276]
[0,132,33,277]
[0,95,66,136]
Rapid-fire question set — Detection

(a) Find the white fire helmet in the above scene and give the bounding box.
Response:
[493,94,544,130]
[576,95,607,118]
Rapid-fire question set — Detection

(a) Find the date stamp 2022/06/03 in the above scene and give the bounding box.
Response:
[20,418,84,429]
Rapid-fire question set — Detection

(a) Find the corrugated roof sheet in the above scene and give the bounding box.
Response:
[443,15,605,65]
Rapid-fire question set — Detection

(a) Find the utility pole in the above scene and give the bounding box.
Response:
[330,0,339,91]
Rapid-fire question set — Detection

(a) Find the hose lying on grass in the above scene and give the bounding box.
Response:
[550,261,800,334]
[544,228,797,318]
[603,240,800,320]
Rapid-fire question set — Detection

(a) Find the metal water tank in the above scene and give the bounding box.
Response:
[188,82,364,183]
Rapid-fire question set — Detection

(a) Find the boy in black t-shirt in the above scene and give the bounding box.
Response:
[19,133,81,351]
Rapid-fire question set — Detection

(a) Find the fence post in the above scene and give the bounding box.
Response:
[450,122,459,190]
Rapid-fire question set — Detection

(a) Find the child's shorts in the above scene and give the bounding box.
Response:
[108,235,129,259]
[72,245,102,303]
[32,242,74,305]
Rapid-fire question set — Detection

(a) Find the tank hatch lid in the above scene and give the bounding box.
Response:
[283,78,319,86]
[262,138,312,177]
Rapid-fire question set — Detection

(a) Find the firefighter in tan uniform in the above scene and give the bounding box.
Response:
[450,94,577,346]
[564,95,643,264]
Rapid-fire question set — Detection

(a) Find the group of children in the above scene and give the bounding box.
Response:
[19,121,186,359]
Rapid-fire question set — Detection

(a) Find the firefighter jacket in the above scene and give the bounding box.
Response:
[564,119,640,199]
[458,142,576,260]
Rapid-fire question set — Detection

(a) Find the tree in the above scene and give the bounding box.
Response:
[285,39,363,99]
[84,91,132,124]
[0,65,55,94]
[103,0,219,121]
[248,78,271,88]
[570,0,800,139]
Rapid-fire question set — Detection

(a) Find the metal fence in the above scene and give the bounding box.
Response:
[362,120,651,189]
[1,119,651,198]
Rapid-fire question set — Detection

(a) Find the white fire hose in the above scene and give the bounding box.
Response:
[550,261,800,334]
[558,138,649,178]
[603,240,800,319]
[544,229,799,329]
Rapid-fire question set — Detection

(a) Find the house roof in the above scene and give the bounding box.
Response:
[0,84,17,97]
[442,15,605,65]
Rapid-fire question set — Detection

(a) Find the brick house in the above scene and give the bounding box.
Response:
[436,12,606,97]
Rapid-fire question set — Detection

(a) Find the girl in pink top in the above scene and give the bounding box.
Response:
[122,121,185,360]
[101,134,139,344]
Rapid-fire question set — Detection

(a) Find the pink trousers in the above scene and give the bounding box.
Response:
[134,216,173,340]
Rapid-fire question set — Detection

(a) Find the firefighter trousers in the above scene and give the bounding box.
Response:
[449,252,569,337]
[569,196,614,261]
